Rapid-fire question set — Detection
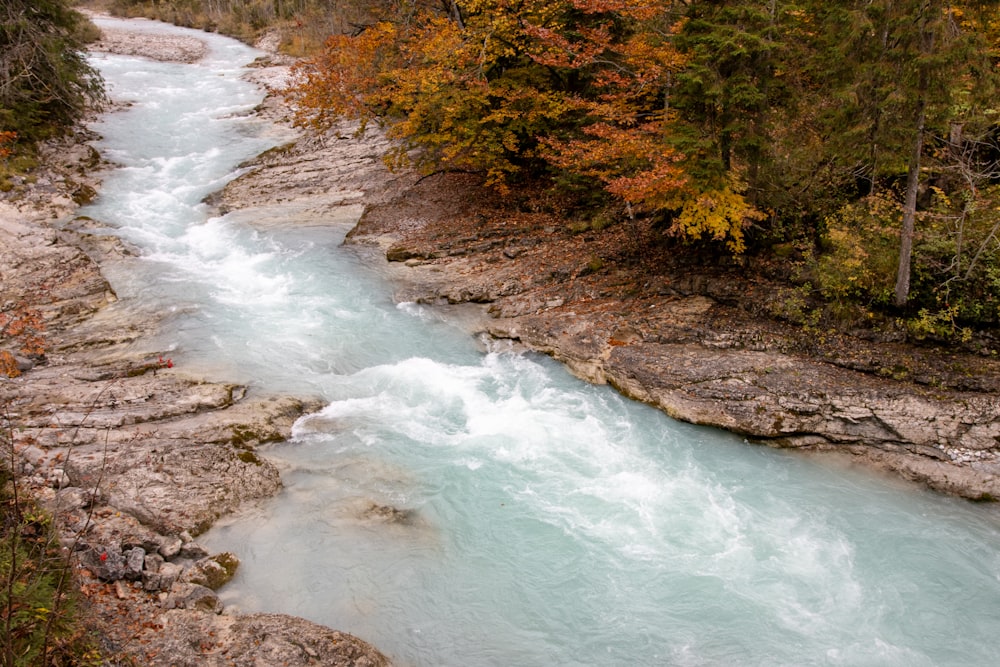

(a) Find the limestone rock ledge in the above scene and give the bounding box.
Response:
[491,313,1000,499]
[146,612,389,667]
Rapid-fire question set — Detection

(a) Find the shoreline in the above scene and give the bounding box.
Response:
[220,66,1000,504]
[338,176,1000,502]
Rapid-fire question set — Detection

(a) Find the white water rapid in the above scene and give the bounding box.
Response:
[81,18,1000,667]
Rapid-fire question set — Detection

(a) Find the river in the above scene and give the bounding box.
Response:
[81,17,1000,667]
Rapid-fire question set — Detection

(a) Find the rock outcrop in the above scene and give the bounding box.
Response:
[491,311,1000,498]
[143,612,390,667]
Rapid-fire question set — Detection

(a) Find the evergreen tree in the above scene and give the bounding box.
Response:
[0,0,104,143]
[670,1,797,191]
[807,0,998,305]
[665,0,829,247]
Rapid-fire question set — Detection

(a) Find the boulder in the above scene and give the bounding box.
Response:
[82,544,126,582]
[182,552,240,590]
[124,546,146,580]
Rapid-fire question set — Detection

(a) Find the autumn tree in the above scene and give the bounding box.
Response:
[0,131,15,159]
[292,0,563,186]
[288,0,1000,324]
[291,0,768,250]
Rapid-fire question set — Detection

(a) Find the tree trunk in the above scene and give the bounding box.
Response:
[894,16,935,309]
[894,101,926,307]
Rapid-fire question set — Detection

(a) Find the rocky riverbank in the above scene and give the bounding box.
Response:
[222,79,1000,502]
[226,76,1000,503]
[1,19,388,667]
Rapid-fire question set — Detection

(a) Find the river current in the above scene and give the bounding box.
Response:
[80,18,1000,667]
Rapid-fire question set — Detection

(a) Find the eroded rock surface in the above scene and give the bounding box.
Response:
[89,19,209,63]
[144,612,389,667]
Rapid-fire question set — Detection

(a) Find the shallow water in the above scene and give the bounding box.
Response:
[82,18,1000,666]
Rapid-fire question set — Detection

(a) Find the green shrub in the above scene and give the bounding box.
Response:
[816,194,899,307]
[908,185,1000,328]
[812,186,1000,340]
[1,475,100,666]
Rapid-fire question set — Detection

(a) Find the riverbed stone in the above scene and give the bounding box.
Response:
[83,544,126,582]
[182,552,240,590]
[157,561,183,591]
[158,535,183,559]
[179,540,210,560]
[144,552,164,573]
[51,486,90,511]
[124,546,146,580]
[92,24,209,63]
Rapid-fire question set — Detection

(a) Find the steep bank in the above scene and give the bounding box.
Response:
[224,116,1000,501]
[1,20,388,667]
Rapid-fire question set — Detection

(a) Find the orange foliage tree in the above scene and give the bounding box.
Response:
[287,0,759,251]
[289,1,573,188]
[534,0,761,251]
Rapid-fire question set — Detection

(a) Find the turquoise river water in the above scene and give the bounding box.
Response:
[81,17,1000,667]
